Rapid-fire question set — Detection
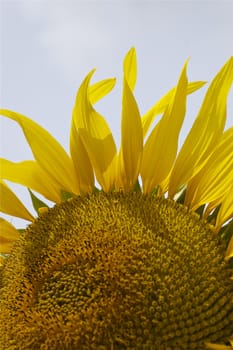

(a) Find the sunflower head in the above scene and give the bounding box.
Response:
[0,49,233,349]
[1,192,233,349]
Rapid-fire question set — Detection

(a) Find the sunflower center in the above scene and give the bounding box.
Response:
[1,192,233,349]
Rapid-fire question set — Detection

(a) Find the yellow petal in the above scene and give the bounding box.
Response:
[70,127,94,193]
[185,128,233,210]
[206,343,233,350]
[72,70,117,192]
[215,184,233,230]
[0,180,34,221]
[116,77,143,190]
[0,218,20,253]
[169,57,233,198]
[225,235,233,261]
[70,78,116,193]
[141,61,188,194]
[0,158,61,203]
[142,81,206,138]
[89,78,116,104]
[0,109,79,195]
[159,169,172,194]
[123,47,137,91]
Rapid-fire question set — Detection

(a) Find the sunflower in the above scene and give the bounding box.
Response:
[0,48,233,350]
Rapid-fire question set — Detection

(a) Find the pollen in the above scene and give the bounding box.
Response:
[0,192,233,349]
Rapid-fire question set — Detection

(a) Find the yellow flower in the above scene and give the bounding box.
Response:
[0,48,233,350]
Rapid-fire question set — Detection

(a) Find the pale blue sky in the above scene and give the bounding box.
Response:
[1,0,233,227]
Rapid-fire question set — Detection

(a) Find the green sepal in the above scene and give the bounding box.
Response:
[94,186,101,193]
[206,205,220,225]
[28,189,49,214]
[219,219,233,244]
[61,190,74,201]
[151,186,159,197]
[17,228,26,235]
[133,178,142,192]
[175,186,186,205]
[195,204,205,218]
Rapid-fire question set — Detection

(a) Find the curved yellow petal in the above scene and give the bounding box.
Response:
[169,57,233,198]
[142,81,206,138]
[0,181,34,221]
[123,47,137,91]
[0,109,79,195]
[116,78,143,190]
[225,235,233,261]
[0,218,20,253]
[215,185,233,231]
[0,158,62,203]
[206,343,233,350]
[72,70,117,192]
[89,78,116,104]
[141,61,188,194]
[70,78,116,193]
[185,128,233,210]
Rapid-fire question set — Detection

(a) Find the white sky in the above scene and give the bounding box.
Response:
[1,0,233,227]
